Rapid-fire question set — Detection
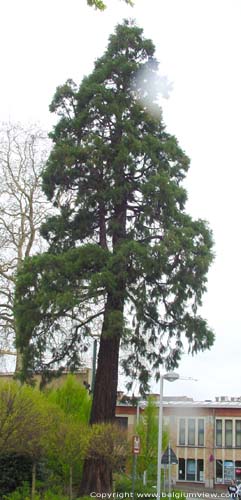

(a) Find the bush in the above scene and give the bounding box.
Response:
[41,491,68,500]
[115,473,156,497]
[0,455,32,497]
[2,481,31,500]
[3,487,70,500]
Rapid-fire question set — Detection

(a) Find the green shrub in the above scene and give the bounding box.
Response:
[76,497,92,500]
[42,491,68,500]
[2,481,32,500]
[0,455,32,497]
[115,474,156,496]
[3,488,70,500]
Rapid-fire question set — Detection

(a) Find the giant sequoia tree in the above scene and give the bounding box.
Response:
[14,21,214,493]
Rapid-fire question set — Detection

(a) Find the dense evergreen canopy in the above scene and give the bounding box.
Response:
[15,21,214,392]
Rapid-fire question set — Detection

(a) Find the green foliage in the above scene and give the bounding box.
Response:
[14,20,214,395]
[46,413,90,497]
[3,487,70,500]
[0,457,32,497]
[0,381,51,460]
[45,375,91,423]
[43,376,92,496]
[135,397,168,478]
[42,493,68,500]
[14,245,108,382]
[3,482,31,500]
[0,381,60,498]
[86,423,128,471]
[115,474,157,497]
[87,0,134,10]
[0,380,97,497]
[87,0,106,9]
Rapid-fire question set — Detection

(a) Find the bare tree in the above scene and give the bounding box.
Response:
[0,122,51,371]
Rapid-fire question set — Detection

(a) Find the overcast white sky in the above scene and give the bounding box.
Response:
[1,0,241,401]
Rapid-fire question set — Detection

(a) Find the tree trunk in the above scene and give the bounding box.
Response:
[80,289,124,494]
[81,458,112,494]
[31,462,36,500]
[15,348,23,373]
[90,305,121,425]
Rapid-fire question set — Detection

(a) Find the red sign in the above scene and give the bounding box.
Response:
[132,435,141,455]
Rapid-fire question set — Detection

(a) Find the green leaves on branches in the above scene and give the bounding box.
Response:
[87,0,134,11]
[14,21,214,395]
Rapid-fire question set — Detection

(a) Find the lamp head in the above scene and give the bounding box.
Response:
[163,372,179,382]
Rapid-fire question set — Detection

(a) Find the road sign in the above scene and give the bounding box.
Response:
[132,435,141,455]
[161,446,178,465]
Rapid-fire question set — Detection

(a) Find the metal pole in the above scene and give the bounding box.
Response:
[132,454,137,497]
[91,339,97,393]
[157,374,163,500]
[137,402,140,426]
[135,403,140,492]
[168,441,171,498]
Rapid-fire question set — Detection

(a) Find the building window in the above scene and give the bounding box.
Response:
[179,418,186,445]
[179,418,205,446]
[197,459,204,481]
[115,416,128,429]
[179,458,204,482]
[216,419,222,447]
[178,458,185,480]
[224,460,234,481]
[216,460,223,483]
[216,460,239,483]
[198,419,204,446]
[236,421,241,447]
[187,459,196,480]
[235,461,241,480]
[225,420,233,447]
[188,419,195,446]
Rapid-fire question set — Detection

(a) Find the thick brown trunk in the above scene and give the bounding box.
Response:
[81,458,112,494]
[80,289,124,494]
[90,304,121,425]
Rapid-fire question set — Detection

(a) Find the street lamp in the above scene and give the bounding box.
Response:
[157,372,179,500]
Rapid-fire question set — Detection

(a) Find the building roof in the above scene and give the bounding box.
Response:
[117,396,241,410]
[162,399,241,409]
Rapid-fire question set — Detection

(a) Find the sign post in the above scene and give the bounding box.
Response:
[161,445,178,493]
[132,435,141,496]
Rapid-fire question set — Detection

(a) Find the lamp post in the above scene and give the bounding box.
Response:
[157,372,179,500]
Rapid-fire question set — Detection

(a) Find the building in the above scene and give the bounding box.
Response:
[116,396,241,489]
[0,367,92,390]
[2,368,240,489]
